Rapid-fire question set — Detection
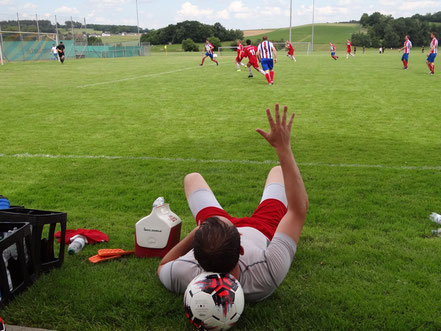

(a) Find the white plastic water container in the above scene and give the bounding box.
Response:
[135,203,182,258]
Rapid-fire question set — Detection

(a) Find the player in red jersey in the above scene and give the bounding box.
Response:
[329,42,338,60]
[235,39,246,71]
[426,32,438,75]
[285,40,296,62]
[243,39,266,78]
[346,39,354,59]
[398,35,412,69]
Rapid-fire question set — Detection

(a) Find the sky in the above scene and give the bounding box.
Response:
[1,0,440,30]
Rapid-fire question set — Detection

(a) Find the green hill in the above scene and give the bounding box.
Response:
[248,23,361,44]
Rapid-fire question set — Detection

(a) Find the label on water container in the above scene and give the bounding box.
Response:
[135,204,182,249]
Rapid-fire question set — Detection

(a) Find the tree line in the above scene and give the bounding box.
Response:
[0,20,148,34]
[140,20,243,44]
[351,11,441,48]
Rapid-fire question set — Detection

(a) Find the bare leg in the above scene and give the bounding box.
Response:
[184,172,212,199]
[260,165,288,207]
[264,166,284,187]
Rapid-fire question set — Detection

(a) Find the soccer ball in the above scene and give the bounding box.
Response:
[213,53,218,58]
[184,272,245,330]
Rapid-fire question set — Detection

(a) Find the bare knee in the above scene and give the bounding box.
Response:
[184,172,211,198]
[272,165,282,172]
[265,166,284,186]
[184,172,202,186]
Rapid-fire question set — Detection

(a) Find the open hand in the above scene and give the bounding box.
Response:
[256,104,295,150]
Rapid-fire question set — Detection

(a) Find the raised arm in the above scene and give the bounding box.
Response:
[156,226,198,276]
[256,104,308,244]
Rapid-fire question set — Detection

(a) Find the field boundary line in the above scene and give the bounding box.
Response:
[77,65,202,88]
[1,153,440,171]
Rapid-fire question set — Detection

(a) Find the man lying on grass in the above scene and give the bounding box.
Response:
[157,104,308,302]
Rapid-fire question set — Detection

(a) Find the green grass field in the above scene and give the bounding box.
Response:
[248,23,362,43]
[1,50,441,330]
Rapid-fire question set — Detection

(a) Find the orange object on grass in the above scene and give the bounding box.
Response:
[88,249,134,264]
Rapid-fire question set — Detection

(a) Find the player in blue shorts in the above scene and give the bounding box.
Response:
[256,36,277,85]
[200,39,219,66]
[398,35,412,69]
[426,32,438,75]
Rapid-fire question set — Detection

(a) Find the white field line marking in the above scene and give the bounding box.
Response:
[1,153,441,171]
[77,65,201,88]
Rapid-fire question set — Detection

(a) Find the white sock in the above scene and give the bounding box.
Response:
[240,62,246,67]
[236,63,240,70]
[248,67,253,75]
[259,69,265,75]
[293,57,296,62]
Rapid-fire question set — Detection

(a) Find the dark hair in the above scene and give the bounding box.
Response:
[262,35,268,41]
[193,217,240,273]
[431,32,437,37]
[246,39,251,45]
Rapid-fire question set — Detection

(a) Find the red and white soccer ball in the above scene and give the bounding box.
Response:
[184,272,245,330]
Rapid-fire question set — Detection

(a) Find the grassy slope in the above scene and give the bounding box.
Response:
[1,51,441,330]
[247,23,361,44]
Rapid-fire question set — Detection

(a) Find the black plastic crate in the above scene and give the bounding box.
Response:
[0,208,67,273]
[0,222,37,308]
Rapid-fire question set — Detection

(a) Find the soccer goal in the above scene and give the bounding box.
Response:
[273,42,312,55]
[217,46,237,56]
[0,30,57,63]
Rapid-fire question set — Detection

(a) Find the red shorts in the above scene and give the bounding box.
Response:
[288,49,294,56]
[249,60,259,69]
[236,56,243,63]
[196,199,287,240]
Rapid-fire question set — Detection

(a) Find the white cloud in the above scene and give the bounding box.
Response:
[217,9,229,20]
[0,0,12,4]
[228,1,248,13]
[23,2,37,10]
[176,2,214,19]
[54,6,80,15]
[338,0,363,5]
[318,6,349,16]
[400,0,437,10]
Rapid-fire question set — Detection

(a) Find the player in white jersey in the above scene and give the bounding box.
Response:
[200,39,219,66]
[256,36,277,85]
[398,35,412,69]
[426,32,438,75]
[157,103,308,302]
[50,44,58,61]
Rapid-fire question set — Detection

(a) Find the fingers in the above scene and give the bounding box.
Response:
[256,128,268,139]
[287,112,295,132]
[282,105,288,125]
[274,104,280,125]
[266,108,275,129]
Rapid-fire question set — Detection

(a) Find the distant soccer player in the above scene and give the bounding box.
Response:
[56,41,65,64]
[285,40,296,62]
[329,42,338,60]
[200,39,219,66]
[346,39,354,58]
[243,39,265,78]
[398,35,412,70]
[235,39,246,71]
[426,32,438,75]
[51,44,58,61]
[256,36,277,85]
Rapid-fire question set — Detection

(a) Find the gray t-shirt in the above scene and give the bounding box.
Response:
[159,227,297,302]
